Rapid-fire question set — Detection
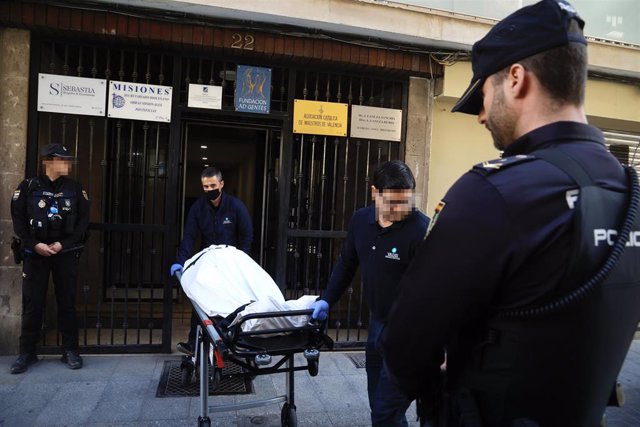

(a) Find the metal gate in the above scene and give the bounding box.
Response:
[29,39,174,352]
[281,71,406,346]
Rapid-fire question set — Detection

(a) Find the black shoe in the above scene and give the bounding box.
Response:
[10,353,38,374]
[177,342,194,356]
[61,350,83,370]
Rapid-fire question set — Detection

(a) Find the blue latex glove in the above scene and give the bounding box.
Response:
[170,263,183,277]
[310,300,329,321]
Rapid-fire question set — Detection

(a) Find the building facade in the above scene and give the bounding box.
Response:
[0,0,638,354]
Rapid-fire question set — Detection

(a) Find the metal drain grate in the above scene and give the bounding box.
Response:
[346,353,366,369]
[156,360,253,397]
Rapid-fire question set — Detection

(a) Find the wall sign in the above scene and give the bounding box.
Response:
[188,84,222,110]
[350,105,403,141]
[293,99,348,137]
[37,73,107,117]
[107,81,172,123]
[234,65,271,114]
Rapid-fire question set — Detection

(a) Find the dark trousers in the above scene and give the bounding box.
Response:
[20,251,80,354]
[367,318,412,427]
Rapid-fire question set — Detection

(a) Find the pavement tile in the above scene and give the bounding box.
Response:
[139,396,191,421]
[102,378,153,401]
[327,408,372,426]
[314,375,369,411]
[1,381,60,425]
[91,398,145,423]
[36,380,107,425]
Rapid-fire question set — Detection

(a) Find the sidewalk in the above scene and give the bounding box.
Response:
[0,341,638,427]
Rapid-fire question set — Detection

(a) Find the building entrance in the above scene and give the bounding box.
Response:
[172,122,281,347]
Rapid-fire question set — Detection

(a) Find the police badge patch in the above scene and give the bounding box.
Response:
[12,190,20,200]
[82,190,89,200]
[38,199,46,209]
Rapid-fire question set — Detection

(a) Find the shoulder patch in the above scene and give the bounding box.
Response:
[82,190,89,200]
[425,200,445,238]
[12,190,20,200]
[473,154,535,174]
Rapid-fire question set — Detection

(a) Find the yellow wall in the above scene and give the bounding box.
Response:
[426,97,498,215]
[426,60,640,216]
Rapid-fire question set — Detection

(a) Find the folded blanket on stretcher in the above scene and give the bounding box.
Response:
[180,245,318,332]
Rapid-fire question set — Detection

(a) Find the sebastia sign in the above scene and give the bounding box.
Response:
[37,73,107,117]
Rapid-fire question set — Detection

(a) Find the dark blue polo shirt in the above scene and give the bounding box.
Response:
[176,192,253,265]
[322,204,430,322]
[382,121,628,398]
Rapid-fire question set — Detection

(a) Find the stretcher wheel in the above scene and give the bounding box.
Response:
[281,403,297,427]
[211,368,222,390]
[307,359,319,377]
[198,416,211,427]
[180,359,194,386]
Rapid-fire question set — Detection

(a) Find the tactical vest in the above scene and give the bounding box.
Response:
[26,177,79,242]
[453,149,640,427]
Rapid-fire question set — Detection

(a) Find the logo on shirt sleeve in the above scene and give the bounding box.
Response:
[12,190,20,200]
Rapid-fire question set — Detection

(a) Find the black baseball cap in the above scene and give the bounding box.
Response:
[41,143,74,159]
[452,0,587,115]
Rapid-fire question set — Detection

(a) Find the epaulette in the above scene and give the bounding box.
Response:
[473,154,536,174]
[26,177,41,192]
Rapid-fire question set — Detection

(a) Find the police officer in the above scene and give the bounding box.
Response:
[10,143,89,374]
[382,1,640,426]
[310,160,430,426]
[170,166,253,355]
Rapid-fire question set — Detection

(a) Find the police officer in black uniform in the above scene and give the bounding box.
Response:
[311,160,430,426]
[10,143,89,374]
[382,1,640,426]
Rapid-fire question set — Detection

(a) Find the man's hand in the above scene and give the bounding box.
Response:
[34,243,56,257]
[310,300,329,321]
[170,263,183,277]
[48,242,63,254]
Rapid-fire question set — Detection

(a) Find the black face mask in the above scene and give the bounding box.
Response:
[206,189,221,201]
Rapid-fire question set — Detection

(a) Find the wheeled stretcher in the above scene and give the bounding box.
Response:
[174,269,333,427]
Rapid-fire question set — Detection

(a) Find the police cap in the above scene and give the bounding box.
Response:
[41,143,74,160]
[452,0,587,115]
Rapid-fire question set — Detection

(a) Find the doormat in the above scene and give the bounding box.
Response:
[346,353,366,369]
[156,360,253,397]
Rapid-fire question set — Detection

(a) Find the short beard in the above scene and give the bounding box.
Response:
[487,80,515,151]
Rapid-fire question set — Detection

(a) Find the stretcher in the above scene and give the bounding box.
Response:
[175,269,333,427]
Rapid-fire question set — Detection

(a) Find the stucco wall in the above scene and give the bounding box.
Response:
[428,60,640,216]
[0,28,30,355]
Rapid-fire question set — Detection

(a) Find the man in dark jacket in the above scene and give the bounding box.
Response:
[382,1,640,426]
[170,166,253,354]
[311,160,430,426]
[10,143,90,374]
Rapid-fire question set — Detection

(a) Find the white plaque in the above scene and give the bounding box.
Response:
[37,73,107,117]
[188,84,222,109]
[107,81,173,123]
[350,105,403,142]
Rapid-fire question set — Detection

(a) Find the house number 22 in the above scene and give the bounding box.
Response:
[231,33,255,50]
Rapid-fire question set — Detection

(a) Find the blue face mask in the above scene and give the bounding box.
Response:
[206,189,221,201]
